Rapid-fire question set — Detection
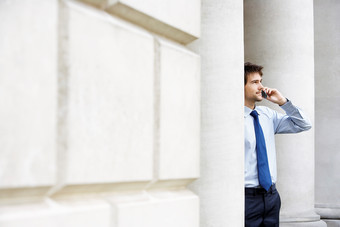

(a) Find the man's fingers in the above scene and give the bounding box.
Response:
[267,88,273,95]
[264,88,277,96]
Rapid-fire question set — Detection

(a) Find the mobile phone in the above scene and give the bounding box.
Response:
[261,90,267,99]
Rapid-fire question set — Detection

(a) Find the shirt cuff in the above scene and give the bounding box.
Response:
[280,99,296,114]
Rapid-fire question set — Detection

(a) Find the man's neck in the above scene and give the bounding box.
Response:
[245,100,255,110]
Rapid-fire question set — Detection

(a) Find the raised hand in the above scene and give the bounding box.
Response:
[262,87,287,106]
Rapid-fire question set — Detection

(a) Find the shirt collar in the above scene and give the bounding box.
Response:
[244,106,253,118]
[244,105,260,118]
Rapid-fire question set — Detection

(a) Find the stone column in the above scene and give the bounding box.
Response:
[188,0,245,226]
[244,1,325,226]
[314,0,340,226]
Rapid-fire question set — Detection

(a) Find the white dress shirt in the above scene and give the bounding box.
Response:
[244,100,312,188]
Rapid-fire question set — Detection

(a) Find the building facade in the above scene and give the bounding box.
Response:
[0,0,339,226]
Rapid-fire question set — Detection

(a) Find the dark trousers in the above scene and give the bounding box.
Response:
[245,184,281,227]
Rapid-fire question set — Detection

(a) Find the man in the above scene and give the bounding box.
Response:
[244,62,311,226]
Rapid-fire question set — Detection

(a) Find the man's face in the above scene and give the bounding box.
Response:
[244,72,264,104]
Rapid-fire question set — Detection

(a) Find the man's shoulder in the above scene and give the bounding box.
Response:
[256,105,277,118]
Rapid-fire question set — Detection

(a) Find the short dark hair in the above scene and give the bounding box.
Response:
[244,62,263,85]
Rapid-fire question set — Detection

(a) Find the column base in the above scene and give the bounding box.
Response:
[280,211,326,227]
[315,204,340,227]
[315,204,340,219]
[322,220,340,227]
[280,220,327,227]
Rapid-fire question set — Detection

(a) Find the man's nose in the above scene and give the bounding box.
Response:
[259,83,264,90]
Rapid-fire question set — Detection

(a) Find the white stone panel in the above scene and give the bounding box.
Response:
[158,40,200,180]
[0,199,111,227]
[65,2,154,184]
[105,0,200,44]
[0,0,57,188]
[114,190,199,227]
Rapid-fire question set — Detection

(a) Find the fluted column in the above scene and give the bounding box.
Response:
[188,0,245,226]
[244,1,325,226]
[314,0,340,226]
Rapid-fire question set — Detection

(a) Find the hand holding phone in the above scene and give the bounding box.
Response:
[261,87,287,105]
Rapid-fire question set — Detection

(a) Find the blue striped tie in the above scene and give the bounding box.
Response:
[250,110,272,191]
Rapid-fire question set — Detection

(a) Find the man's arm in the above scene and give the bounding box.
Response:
[262,87,312,134]
[274,101,312,134]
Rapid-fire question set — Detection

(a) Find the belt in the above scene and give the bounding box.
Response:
[245,184,276,195]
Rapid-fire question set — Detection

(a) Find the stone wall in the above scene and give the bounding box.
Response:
[0,0,200,226]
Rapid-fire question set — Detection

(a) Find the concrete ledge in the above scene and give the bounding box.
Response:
[106,3,198,44]
[75,0,200,44]
[146,179,197,190]
[47,179,197,198]
[0,199,111,227]
[108,190,199,227]
[0,187,51,205]
[49,182,150,198]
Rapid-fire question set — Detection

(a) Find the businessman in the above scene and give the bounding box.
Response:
[244,62,312,226]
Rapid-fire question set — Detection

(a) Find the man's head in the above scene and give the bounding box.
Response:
[244,62,263,85]
[244,62,264,108]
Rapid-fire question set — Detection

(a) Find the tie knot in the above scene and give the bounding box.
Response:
[250,110,259,118]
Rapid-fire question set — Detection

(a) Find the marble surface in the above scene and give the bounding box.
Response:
[65,2,154,184]
[158,40,200,180]
[0,0,57,188]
